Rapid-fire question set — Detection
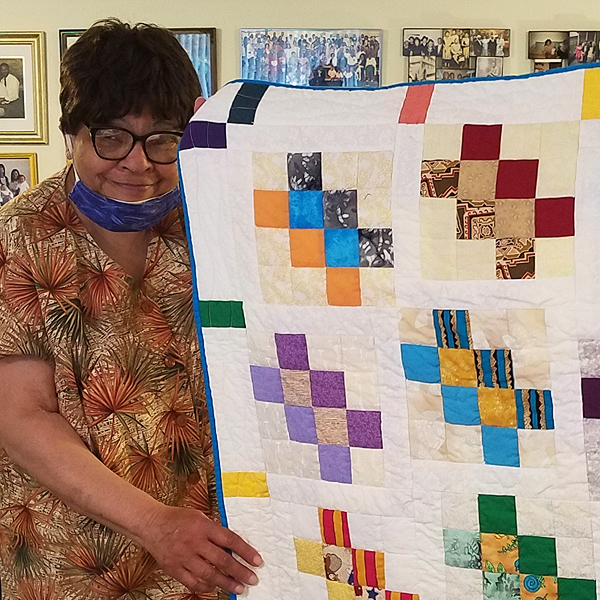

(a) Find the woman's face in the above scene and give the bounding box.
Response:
[70,109,179,203]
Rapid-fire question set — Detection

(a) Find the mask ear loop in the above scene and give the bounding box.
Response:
[65,134,74,161]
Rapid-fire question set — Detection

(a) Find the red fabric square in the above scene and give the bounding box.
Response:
[461,124,502,160]
[399,84,435,124]
[495,160,539,199]
[535,197,575,237]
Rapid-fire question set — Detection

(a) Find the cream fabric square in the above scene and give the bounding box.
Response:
[322,152,358,190]
[507,309,547,348]
[253,152,288,190]
[260,266,293,304]
[516,496,555,536]
[306,335,344,371]
[535,237,575,279]
[409,419,447,461]
[445,565,483,599]
[400,308,437,345]
[422,124,463,160]
[537,123,578,196]
[420,197,457,240]
[289,441,321,479]
[263,439,295,475]
[358,151,393,189]
[469,310,510,349]
[512,346,551,389]
[441,493,479,531]
[456,239,496,280]
[358,188,392,228]
[407,381,444,422]
[540,121,580,160]
[360,268,395,307]
[345,371,380,410]
[552,501,592,538]
[517,429,556,468]
[422,238,457,280]
[555,536,596,579]
[247,330,279,368]
[255,227,291,266]
[291,268,327,306]
[342,336,377,371]
[350,447,385,486]
[256,402,290,441]
[500,123,542,159]
[445,424,483,463]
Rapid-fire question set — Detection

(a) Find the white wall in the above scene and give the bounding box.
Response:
[2,0,597,178]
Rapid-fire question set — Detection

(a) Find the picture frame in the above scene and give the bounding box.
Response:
[0,152,38,204]
[59,27,217,98]
[528,31,568,60]
[568,31,600,66]
[240,28,383,88]
[0,32,47,143]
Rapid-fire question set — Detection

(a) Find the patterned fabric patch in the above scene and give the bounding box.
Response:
[421,160,460,198]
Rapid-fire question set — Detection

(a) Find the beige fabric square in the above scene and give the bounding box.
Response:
[358,188,392,227]
[555,537,596,579]
[260,265,293,304]
[420,197,456,240]
[255,401,290,441]
[458,160,498,200]
[314,407,349,445]
[442,493,479,531]
[535,237,575,279]
[281,369,312,406]
[360,268,395,307]
[255,227,291,266]
[512,346,551,389]
[500,123,542,159]
[345,371,379,410]
[445,423,483,463]
[515,496,555,537]
[351,446,385,486]
[342,336,377,371]
[422,124,463,160]
[507,309,547,348]
[322,152,358,190]
[358,151,393,189]
[445,565,483,600]
[400,308,437,345]
[408,419,447,461]
[469,310,510,349]
[289,441,321,478]
[494,199,535,238]
[291,268,327,306]
[407,381,444,422]
[247,330,279,368]
[537,155,578,198]
[456,239,496,280]
[306,335,344,371]
[518,429,556,468]
[421,238,457,280]
[552,500,592,538]
[253,152,288,190]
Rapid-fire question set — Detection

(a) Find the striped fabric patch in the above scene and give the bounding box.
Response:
[433,309,473,349]
[319,508,352,548]
[516,389,555,429]
[474,349,515,389]
[352,548,385,588]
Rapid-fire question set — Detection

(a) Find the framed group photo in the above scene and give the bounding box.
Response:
[0,32,47,143]
[0,152,37,205]
[528,31,568,60]
[59,27,217,98]
[568,31,600,65]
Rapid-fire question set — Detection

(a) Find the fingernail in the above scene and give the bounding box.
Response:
[249,574,259,586]
[252,555,264,567]
[234,584,245,595]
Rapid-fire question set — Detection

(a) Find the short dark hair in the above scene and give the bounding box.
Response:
[60,18,200,134]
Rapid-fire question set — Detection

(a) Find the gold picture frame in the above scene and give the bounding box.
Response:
[0,152,38,204]
[0,32,48,143]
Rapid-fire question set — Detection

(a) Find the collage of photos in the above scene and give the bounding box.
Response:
[403,28,510,82]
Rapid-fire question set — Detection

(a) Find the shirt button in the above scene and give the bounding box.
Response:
[175,414,188,427]
[187,472,201,485]
[164,356,176,368]
[141,299,154,314]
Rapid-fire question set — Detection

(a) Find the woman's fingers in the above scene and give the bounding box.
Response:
[208,524,263,568]
[200,541,259,587]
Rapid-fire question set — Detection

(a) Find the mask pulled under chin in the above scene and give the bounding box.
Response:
[68,176,182,233]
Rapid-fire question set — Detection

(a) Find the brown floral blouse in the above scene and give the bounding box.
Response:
[0,167,217,600]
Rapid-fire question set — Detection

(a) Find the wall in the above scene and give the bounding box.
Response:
[1,0,597,179]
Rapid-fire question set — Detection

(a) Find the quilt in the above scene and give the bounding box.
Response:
[178,66,600,600]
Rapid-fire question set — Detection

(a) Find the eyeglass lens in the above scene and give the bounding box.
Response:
[93,128,181,164]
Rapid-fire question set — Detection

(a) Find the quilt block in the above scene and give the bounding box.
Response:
[179,67,600,599]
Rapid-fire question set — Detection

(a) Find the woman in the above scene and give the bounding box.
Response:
[0,164,8,187]
[0,19,261,600]
[8,168,19,194]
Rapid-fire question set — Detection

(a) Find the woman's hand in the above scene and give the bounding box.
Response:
[141,504,263,595]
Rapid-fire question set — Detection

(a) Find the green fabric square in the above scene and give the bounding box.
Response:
[558,578,597,600]
[443,529,481,569]
[478,494,517,535]
[518,536,557,576]
[208,301,233,327]
[230,301,246,328]
[198,301,211,327]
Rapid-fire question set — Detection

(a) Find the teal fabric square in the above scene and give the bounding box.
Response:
[289,190,324,229]
[442,385,480,425]
[400,344,441,384]
[443,529,481,569]
[324,228,359,267]
[481,425,519,467]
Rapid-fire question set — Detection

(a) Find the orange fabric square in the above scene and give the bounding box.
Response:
[290,229,325,267]
[481,533,519,574]
[326,268,361,306]
[254,190,289,228]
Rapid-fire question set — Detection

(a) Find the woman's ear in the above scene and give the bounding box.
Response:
[194,97,206,112]
[64,134,74,161]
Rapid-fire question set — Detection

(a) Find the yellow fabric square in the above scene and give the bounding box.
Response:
[255,227,291,266]
[582,68,600,120]
[456,239,496,280]
[222,472,270,498]
[439,348,477,387]
[294,538,325,577]
[481,533,519,574]
[500,123,542,159]
[360,268,395,307]
[420,197,456,240]
[518,429,556,468]
[535,237,575,279]
[259,266,293,304]
[400,308,437,345]
[253,152,288,190]
[358,188,392,228]
[291,268,327,306]
[326,580,356,600]
[445,423,483,463]
[422,124,463,160]
[477,387,517,427]
[520,575,557,600]
[358,151,393,189]
[322,152,358,189]
[421,238,457,280]
[407,381,444,422]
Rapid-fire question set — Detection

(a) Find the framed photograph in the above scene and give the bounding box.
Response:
[528,31,568,60]
[569,31,600,65]
[442,29,472,68]
[533,59,563,73]
[240,28,382,88]
[0,152,37,204]
[408,56,436,82]
[470,29,511,57]
[0,32,47,143]
[403,29,443,57]
[436,67,475,81]
[476,56,504,78]
[59,27,217,98]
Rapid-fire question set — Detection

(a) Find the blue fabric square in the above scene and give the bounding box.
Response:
[400,344,441,384]
[442,385,480,425]
[289,190,324,229]
[481,426,520,467]
[324,229,359,267]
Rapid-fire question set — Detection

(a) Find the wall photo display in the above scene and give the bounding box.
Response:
[241,28,382,88]
[569,31,600,65]
[528,31,569,60]
[0,32,47,143]
[0,152,37,204]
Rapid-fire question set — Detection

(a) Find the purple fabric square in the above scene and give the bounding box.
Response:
[318,445,352,483]
[347,410,383,449]
[582,378,600,419]
[284,405,317,443]
[250,365,284,403]
[310,370,346,408]
[275,333,310,370]
[180,121,227,150]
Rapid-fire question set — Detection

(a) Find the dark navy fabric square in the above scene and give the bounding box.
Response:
[287,153,323,191]
[323,190,358,229]
[227,83,269,125]
[179,121,227,150]
[324,229,359,267]
[289,190,324,229]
